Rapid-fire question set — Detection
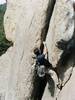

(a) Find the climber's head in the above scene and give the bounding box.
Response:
[34,48,41,56]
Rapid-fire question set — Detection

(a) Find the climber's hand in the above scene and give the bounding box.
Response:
[43,42,48,55]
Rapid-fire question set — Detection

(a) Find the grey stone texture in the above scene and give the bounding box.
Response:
[0,0,75,100]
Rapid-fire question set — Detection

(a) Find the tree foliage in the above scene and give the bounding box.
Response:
[0,4,13,56]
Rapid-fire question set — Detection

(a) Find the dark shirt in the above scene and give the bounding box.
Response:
[37,54,45,65]
[36,54,52,69]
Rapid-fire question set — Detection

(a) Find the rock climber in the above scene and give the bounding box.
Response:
[34,42,59,88]
[34,42,56,78]
[32,42,59,100]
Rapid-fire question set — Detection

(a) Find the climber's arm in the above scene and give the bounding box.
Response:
[43,42,48,56]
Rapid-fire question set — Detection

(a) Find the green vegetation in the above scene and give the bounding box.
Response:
[0,4,13,56]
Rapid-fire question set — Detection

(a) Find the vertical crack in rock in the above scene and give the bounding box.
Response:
[56,52,75,98]
[41,0,56,42]
[62,67,74,89]
[31,71,47,100]
[56,67,74,100]
[31,0,56,100]
[0,3,13,56]
[56,30,75,99]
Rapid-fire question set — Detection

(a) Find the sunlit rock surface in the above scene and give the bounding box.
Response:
[1,0,52,100]
[43,0,75,100]
[0,0,75,100]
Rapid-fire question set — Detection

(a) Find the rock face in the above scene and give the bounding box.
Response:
[43,0,75,100]
[0,0,75,100]
[57,68,75,100]
[2,0,55,100]
[46,0,74,67]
